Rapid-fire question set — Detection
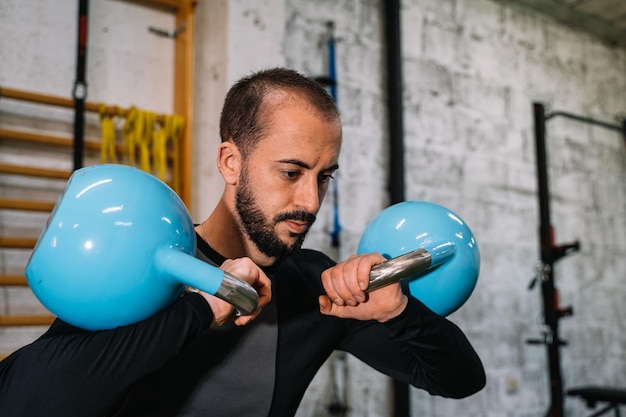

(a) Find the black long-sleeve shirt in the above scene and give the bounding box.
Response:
[0,237,485,416]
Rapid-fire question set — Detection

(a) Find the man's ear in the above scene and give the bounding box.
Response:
[217,141,241,185]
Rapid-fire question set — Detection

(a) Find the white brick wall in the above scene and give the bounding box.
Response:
[280,1,626,416]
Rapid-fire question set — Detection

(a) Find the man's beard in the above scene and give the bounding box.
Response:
[235,168,317,259]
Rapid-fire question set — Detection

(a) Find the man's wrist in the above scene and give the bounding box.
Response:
[377,294,409,323]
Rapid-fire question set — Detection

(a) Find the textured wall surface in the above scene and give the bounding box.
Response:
[1,1,625,416]
[278,1,626,416]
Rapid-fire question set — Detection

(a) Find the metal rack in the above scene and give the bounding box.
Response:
[530,102,626,417]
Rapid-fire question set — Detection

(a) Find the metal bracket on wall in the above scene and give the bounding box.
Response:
[148,23,186,38]
[544,110,626,139]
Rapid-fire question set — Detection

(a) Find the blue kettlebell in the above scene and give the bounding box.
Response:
[25,164,258,330]
[357,201,480,316]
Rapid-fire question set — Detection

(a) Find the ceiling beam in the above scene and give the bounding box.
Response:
[496,0,626,47]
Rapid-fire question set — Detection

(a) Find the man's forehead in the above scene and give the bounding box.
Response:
[253,131,341,170]
[261,89,312,111]
[251,89,342,159]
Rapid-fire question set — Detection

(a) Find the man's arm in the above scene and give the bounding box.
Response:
[0,257,271,417]
[320,253,485,398]
[0,293,213,417]
[340,295,485,399]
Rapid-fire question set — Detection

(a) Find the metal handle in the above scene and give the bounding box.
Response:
[213,249,436,313]
[214,272,259,315]
[367,249,433,292]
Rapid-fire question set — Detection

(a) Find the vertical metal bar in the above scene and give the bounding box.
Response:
[533,102,564,417]
[384,1,409,416]
[327,23,337,104]
[326,22,341,249]
[72,0,89,171]
[534,103,551,248]
[385,0,405,207]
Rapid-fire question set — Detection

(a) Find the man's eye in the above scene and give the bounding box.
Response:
[319,174,335,184]
[283,171,300,179]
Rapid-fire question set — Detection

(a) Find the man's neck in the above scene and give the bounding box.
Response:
[201,200,277,267]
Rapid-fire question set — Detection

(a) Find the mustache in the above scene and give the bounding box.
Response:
[274,210,317,225]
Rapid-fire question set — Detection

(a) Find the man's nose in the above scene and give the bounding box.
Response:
[293,177,321,214]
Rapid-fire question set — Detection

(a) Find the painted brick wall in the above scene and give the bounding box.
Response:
[279,1,626,416]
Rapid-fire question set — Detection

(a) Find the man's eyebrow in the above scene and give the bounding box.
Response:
[277,159,339,171]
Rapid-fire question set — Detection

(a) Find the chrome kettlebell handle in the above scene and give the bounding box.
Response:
[367,249,433,292]
[214,272,260,316]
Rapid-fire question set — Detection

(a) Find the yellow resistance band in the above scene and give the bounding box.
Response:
[99,104,116,163]
[153,114,185,188]
[170,115,185,194]
[137,111,155,173]
[123,107,140,167]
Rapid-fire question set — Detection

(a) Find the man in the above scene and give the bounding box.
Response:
[114,67,485,416]
[0,68,485,417]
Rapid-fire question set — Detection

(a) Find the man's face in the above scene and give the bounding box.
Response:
[235,165,314,258]
[234,94,342,259]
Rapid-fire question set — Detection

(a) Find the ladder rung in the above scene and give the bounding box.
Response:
[1,128,177,161]
[0,128,122,153]
[0,315,55,327]
[0,275,28,286]
[0,162,71,180]
[1,86,176,123]
[0,198,56,212]
[0,128,73,147]
[0,237,37,249]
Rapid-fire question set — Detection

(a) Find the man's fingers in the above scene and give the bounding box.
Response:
[321,253,385,306]
[212,257,273,326]
[318,295,333,315]
[220,257,272,310]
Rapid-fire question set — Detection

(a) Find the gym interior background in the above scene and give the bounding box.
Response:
[1,0,625,416]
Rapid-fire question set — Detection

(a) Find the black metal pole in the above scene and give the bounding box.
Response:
[313,22,342,251]
[530,102,626,416]
[384,1,408,416]
[533,103,582,416]
[73,0,89,171]
[533,102,564,417]
[385,0,405,206]
[534,103,551,250]
[327,22,341,250]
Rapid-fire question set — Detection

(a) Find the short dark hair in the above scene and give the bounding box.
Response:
[219,67,340,157]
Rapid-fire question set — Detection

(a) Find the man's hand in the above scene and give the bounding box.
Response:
[319,253,408,323]
[197,258,271,327]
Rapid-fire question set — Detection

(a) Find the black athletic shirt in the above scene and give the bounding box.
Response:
[0,234,485,416]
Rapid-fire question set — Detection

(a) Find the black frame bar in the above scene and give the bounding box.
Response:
[531,102,626,417]
[72,0,89,171]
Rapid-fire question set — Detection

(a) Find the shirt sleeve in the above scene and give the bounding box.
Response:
[0,293,213,417]
[340,295,486,399]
